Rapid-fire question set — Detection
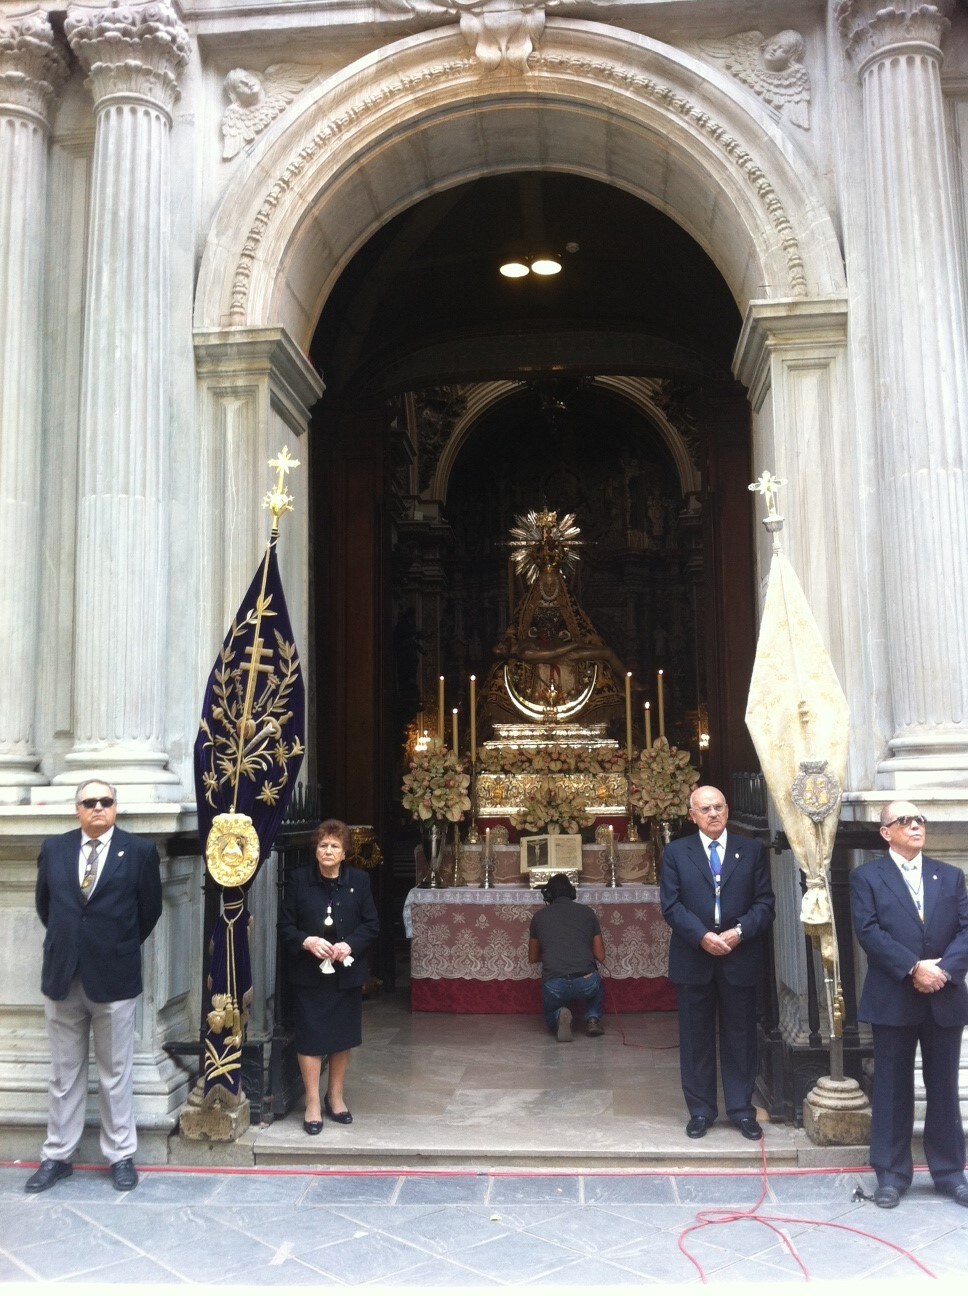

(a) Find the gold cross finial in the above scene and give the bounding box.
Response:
[263,447,300,527]
[748,469,786,519]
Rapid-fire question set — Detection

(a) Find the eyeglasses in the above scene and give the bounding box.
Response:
[692,804,726,816]
[79,797,115,810]
[884,814,927,828]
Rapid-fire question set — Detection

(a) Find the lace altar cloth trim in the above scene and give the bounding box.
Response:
[407,885,671,983]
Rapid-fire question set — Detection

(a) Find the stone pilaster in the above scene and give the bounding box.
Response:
[0,10,68,803]
[56,2,190,799]
[838,0,968,788]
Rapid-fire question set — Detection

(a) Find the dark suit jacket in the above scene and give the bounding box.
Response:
[850,853,968,1028]
[36,826,163,1003]
[279,864,379,989]
[660,831,775,987]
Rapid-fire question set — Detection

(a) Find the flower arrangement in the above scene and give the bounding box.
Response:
[401,741,471,823]
[479,744,625,775]
[511,777,593,835]
[629,737,700,820]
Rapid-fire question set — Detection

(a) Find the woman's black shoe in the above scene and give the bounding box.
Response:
[324,1096,353,1124]
[302,1119,323,1135]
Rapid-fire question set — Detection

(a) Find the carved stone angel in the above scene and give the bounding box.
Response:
[699,29,810,129]
[221,64,314,160]
[380,0,579,72]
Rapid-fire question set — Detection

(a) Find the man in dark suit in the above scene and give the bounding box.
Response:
[850,800,968,1209]
[26,780,162,1194]
[660,785,775,1140]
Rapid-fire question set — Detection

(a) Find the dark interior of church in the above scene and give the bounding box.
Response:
[304,169,761,928]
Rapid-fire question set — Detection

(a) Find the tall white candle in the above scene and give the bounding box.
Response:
[438,676,445,743]
[624,672,633,762]
[469,674,477,760]
[644,701,652,749]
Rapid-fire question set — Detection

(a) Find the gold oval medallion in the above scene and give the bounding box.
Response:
[205,812,261,886]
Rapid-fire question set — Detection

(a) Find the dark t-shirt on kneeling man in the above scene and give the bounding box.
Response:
[529,898,602,980]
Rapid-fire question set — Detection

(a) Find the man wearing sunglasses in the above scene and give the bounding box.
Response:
[850,801,968,1209]
[26,780,162,1195]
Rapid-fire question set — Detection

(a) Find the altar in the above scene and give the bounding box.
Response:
[405,884,675,1015]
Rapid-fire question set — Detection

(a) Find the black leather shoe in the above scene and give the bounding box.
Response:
[736,1117,763,1141]
[686,1116,711,1139]
[24,1159,72,1194]
[874,1185,901,1209]
[937,1183,968,1207]
[110,1158,138,1192]
[324,1096,353,1125]
[302,1119,323,1135]
[586,1018,604,1037]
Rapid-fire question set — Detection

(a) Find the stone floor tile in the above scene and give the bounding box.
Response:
[527,1254,663,1284]
[0,1251,36,1281]
[145,1234,279,1283]
[67,1254,186,1283]
[204,1256,345,1285]
[521,1204,653,1255]
[750,1226,917,1280]
[584,1174,678,1204]
[74,1203,247,1251]
[396,1173,489,1204]
[370,1257,503,1285]
[0,1201,91,1249]
[299,1228,431,1283]
[301,1174,401,1205]
[206,1170,317,1204]
[450,1230,584,1282]
[365,1203,511,1254]
[131,1170,230,1204]
[11,1227,144,1281]
[768,1172,874,1204]
[487,1175,581,1204]
[225,1203,373,1255]
[461,1202,580,1230]
[675,1173,775,1205]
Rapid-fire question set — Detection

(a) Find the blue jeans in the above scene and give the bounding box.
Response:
[542,972,604,1033]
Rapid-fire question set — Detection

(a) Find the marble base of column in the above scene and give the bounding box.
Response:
[877,732,968,790]
[0,756,47,806]
[41,745,183,804]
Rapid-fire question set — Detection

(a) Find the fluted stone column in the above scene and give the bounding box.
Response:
[0,11,68,803]
[838,0,968,788]
[57,1,190,798]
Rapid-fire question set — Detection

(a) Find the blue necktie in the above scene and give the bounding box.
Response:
[709,840,721,930]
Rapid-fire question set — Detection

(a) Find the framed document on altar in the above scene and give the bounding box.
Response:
[520,834,582,887]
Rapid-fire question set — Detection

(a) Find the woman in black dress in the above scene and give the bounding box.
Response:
[279,819,379,1133]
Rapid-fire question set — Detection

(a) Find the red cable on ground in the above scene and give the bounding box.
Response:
[675,1136,938,1282]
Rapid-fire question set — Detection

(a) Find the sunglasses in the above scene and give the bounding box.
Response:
[884,814,926,828]
[79,797,115,810]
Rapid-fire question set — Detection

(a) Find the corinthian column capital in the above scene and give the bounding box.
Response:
[837,0,952,73]
[0,8,69,127]
[65,0,190,118]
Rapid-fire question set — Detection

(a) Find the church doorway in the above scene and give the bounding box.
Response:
[306,171,759,879]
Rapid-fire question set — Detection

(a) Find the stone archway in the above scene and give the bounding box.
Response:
[192,18,856,817]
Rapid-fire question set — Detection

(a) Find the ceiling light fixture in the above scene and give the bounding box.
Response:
[530,255,562,276]
[499,258,531,279]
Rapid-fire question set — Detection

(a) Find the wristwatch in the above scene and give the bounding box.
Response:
[734,923,743,941]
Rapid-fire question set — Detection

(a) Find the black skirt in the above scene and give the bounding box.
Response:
[291,975,363,1056]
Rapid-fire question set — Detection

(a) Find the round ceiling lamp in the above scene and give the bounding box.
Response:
[530,255,562,276]
[499,258,530,279]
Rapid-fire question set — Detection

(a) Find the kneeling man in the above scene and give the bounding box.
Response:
[528,873,605,1041]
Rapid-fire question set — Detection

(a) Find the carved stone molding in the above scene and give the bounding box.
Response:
[228,57,470,322]
[837,0,952,73]
[533,52,808,297]
[0,9,69,127]
[65,1,190,117]
[227,50,807,324]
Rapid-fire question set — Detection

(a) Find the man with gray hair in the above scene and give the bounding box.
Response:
[26,780,162,1194]
[850,800,968,1209]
